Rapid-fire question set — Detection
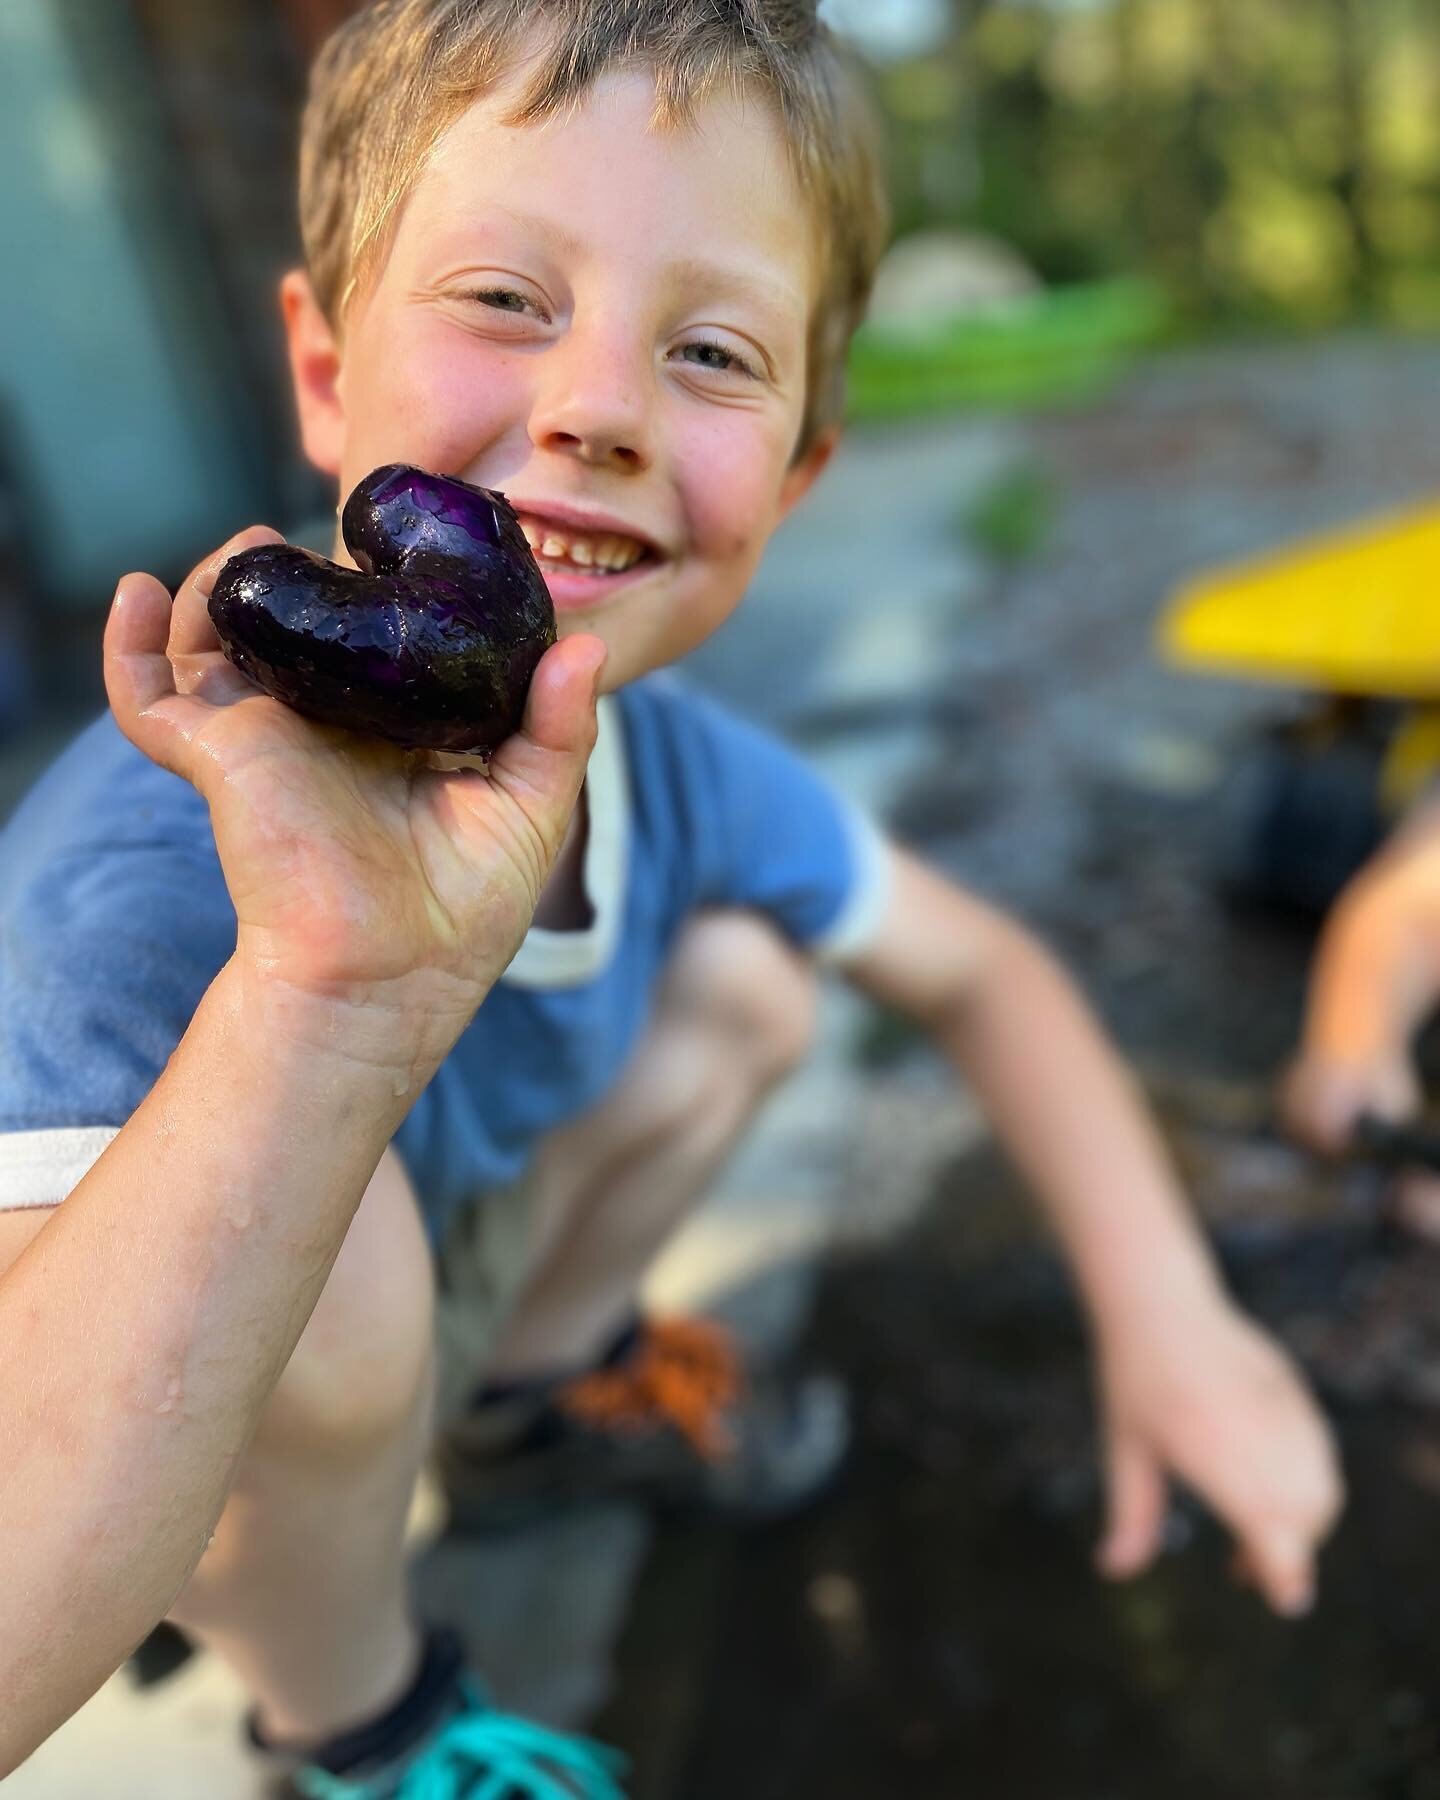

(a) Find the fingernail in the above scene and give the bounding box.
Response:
[1095,1543,1129,1579]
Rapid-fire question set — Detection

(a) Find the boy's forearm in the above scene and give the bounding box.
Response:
[0,954,437,1767]
[935,927,1221,1333]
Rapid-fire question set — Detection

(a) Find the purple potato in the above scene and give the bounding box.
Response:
[208,464,556,754]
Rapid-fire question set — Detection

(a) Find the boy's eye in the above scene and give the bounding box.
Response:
[675,337,761,381]
[460,287,548,321]
[479,289,528,312]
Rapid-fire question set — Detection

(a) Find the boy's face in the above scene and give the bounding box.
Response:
[284,67,836,691]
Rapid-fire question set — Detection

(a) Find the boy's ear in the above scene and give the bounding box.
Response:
[776,425,841,522]
[280,269,345,477]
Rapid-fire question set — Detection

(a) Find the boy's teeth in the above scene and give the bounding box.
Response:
[519,515,647,573]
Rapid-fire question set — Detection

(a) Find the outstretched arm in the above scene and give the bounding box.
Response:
[842,845,1342,1618]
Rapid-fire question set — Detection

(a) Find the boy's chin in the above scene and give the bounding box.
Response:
[554,620,677,693]
[550,567,738,689]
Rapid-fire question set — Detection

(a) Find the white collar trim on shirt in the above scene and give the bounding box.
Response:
[501,693,628,991]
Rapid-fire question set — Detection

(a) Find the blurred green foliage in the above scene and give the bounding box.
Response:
[879,0,1440,331]
[848,277,1166,416]
[963,460,1057,564]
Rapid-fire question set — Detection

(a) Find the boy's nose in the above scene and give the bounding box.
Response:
[528,333,654,475]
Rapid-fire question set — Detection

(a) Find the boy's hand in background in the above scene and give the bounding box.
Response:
[105,528,605,1065]
[1284,811,1440,1156]
[1095,1285,1342,1617]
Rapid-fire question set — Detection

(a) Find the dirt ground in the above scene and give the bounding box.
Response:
[605,334,1440,1800]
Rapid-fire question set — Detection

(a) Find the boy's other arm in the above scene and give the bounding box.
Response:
[839,843,1341,1616]
[1284,804,1440,1151]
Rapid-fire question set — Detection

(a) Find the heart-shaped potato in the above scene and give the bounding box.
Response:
[208,464,557,753]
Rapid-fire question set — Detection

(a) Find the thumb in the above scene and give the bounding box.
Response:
[1097,1434,1167,1580]
[488,633,607,808]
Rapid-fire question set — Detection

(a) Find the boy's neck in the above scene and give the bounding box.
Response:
[531,784,593,932]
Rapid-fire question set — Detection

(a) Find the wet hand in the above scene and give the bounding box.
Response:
[1095,1296,1342,1617]
[104,528,605,1050]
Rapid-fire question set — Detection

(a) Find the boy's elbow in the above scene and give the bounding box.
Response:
[935,913,1083,1045]
[850,853,1042,1028]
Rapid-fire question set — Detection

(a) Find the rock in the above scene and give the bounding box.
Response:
[868,229,1041,325]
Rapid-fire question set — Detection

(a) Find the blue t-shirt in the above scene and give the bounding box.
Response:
[0,676,888,1239]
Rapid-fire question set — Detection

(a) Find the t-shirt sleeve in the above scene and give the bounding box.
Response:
[0,729,235,1209]
[635,678,892,961]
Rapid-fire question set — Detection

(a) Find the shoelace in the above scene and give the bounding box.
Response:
[294,1683,629,1800]
[556,1316,744,1461]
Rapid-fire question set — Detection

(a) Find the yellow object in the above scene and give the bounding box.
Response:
[1162,503,1440,699]
[1382,706,1440,812]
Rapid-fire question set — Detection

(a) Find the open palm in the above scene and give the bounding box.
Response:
[105,527,603,1016]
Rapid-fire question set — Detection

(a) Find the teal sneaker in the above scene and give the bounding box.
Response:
[265,1628,628,1800]
[287,1680,627,1799]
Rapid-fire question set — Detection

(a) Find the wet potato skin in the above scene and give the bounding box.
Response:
[209,465,557,754]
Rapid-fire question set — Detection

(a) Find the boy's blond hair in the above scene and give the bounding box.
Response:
[298,0,889,455]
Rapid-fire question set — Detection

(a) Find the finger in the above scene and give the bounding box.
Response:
[168,524,285,659]
[104,575,213,780]
[488,633,607,807]
[169,526,285,705]
[513,633,608,759]
[1279,1060,1374,1155]
[1097,1435,1168,1580]
[1395,1171,1440,1237]
[105,573,179,719]
[1238,1526,1316,1619]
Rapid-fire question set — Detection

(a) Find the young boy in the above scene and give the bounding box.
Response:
[0,0,1340,1791]
[1286,800,1440,1225]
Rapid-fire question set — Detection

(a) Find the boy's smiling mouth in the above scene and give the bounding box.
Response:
[509,502,665,609]
[517,514,648,574]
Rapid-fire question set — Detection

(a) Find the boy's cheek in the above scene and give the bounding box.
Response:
[679,432,789,563]
[338,337,530,484]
